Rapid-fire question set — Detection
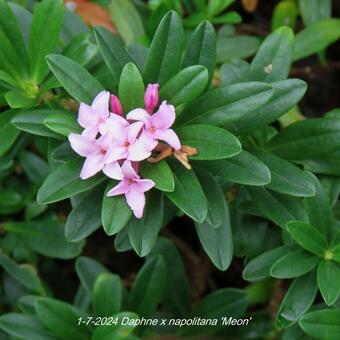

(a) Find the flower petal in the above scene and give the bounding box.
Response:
[103,162,123,180]
[126,189,145,218]
[151,101,176,129]
[154,128,181,150]
[139,131,158,151]
[100,117,126,143]
[127,108,150,123]
[107,180,130,196]
[127,139,151,161]
[80,154,105,179]
[109,113,129,127]
[91,91,110,118]
[68,133,96,157]
[81,125,99,140]
[121,160,138,179]
[105,146,127,163]
[136,179,155,192]
[126,121,144,143]
[78,103,95,128]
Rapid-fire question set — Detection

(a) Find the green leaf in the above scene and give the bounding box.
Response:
[184,288,247,334]
[140,160,174,192]
[127,190,164,257]
[3,220,84,259]
[293,19,340,61]
[92,312,138,340]
[29,0,64,83]
[0,314,56,340]
[18,295,39,315]
[195,199,233,270]
[47,54,104,104]
[231,79,307,135]
[243,245,296,282]
[270,249,320,278]
[251,26,294,82]
[299,309,340,340]
[109,0,146,44]
[248,187,309,228]
[299,0,331,27]
[35,297,90,339]
[266,118,340,160]
[317,260,340,306]
[0,252,44,294]
[203,150,271,186]
[75,256,109,293]
[5,90,36,109]
[129,255,166,317]
[160,66,208,107]
[305,173,333,241]
[276,271,317,328]
[118,62,144,112]
[286,221,328,257]
[220,59,250,86]
[253,150,316,197]
[195,168,225,228]
[217,35,260,63]
[148,237,191,316]
[94,26,131,85]
[182,21,216,82]
[177,81,273,128]
[0,110,20,157]
[143,11,183,85]
[102,183,132,236]
[0,0,29,74]
[93,273,122,317]
[44,112,81,137]
[166,160,207,222]
[37,158,105,204]
[177,124,241,160]
[65,185,103,242]
[11,110,68,139]
[272,1,298,31]
[330,232,340,263]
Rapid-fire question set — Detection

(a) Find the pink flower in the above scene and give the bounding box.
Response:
[68,132,122,180]
[106,121,152,161]
[127,101,181,150]
[110,95,123,116]
[107,160,155,218]
[78,91,111,139]
[144,83,159,113]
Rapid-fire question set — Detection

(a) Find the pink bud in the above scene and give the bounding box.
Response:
[110,95,123,116]
[144,84,159,113]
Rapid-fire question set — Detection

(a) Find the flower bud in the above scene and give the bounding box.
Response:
[144,83,159,113]
[110,95,123,116]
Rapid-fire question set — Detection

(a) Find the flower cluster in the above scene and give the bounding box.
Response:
[68,84,181,218]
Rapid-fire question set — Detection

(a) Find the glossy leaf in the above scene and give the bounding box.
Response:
[299,0,331,26]
[251,26,294,82]
[0,110,20,156]
[29,0,64,83]
[102,183,132,236]
[286,221,328,257]
[127,190,164,257]
[270,250,320,278]
[317,260,340,306]
[44,112,81,137]
[37,158,105,204]
[166,160,207,222]
[182,21,216,82]
[143,11,183,85]
[160,66,208,107]
[276,271,317,328]
[118,62,144,112]
[177,124,241,160]
[47,54,104,104]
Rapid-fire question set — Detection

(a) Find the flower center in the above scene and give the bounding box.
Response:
[123,140,130,147]
[99,148,107,155]
[148,126,156,133]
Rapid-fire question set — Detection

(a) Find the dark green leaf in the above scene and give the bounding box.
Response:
[166,160,207,222]
[220,59,250,86]
[47,54,104,104]
[44,112,81,137]
[143,11,183,85]
[37,158,105,204]
[299,0,331,26]
[0,110,20,156]
[127,190,164,257]
[317,260,340,306]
